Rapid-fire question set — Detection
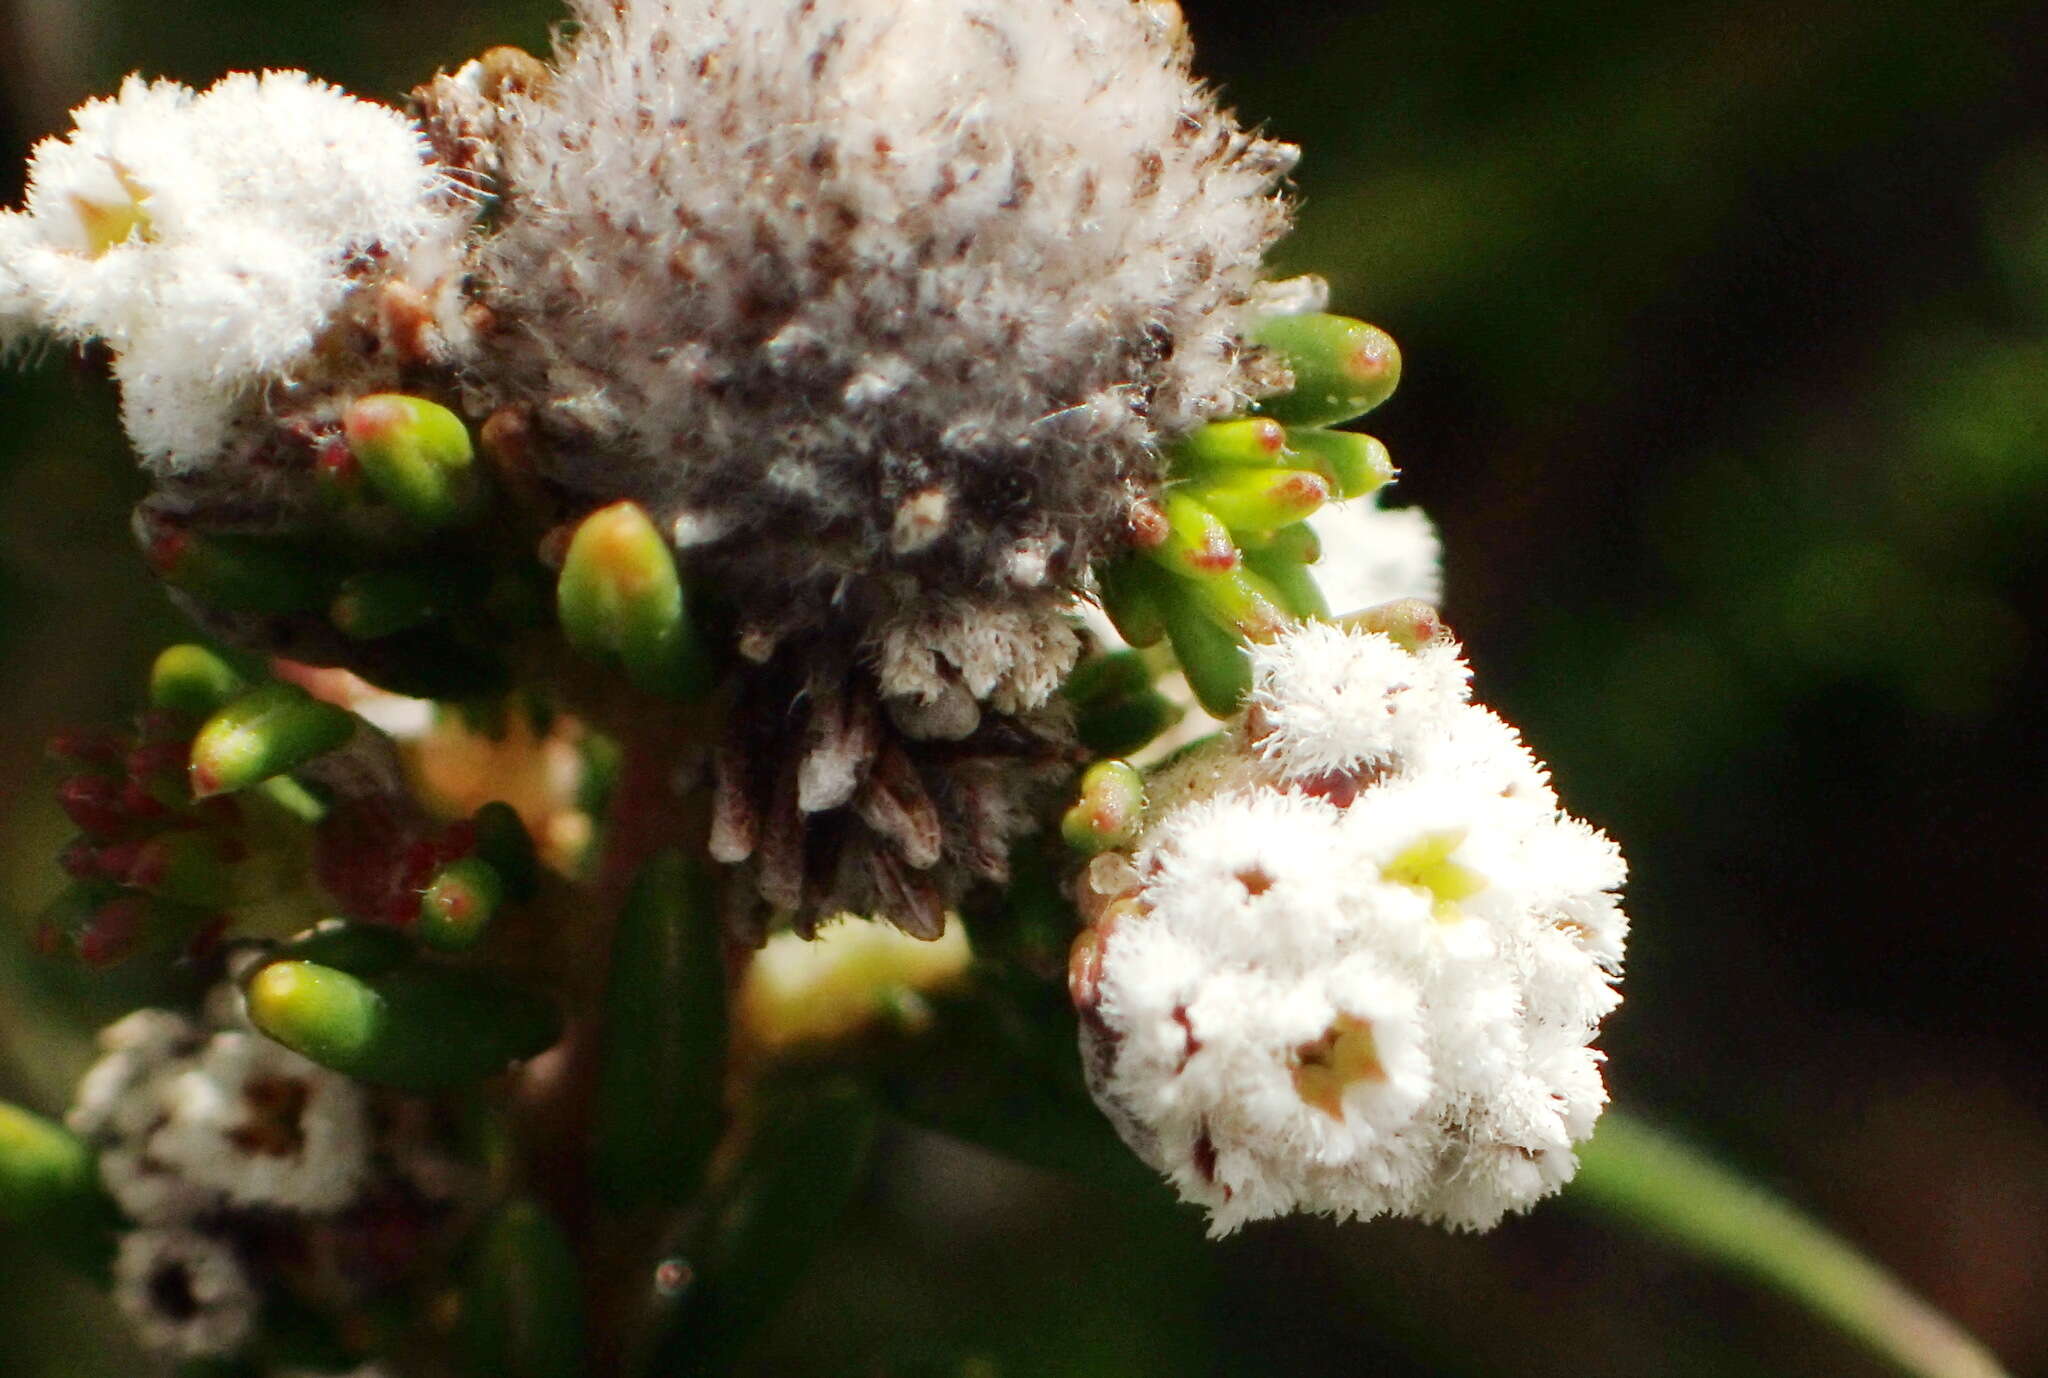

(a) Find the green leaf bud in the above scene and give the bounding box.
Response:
[1167,416,1292,476]
[594,851,727,1209]
[147,645,247,719]
[1284,428,1397,500]
[244,958,560,1091]
[1183,466,1330,534]
[342,394,481,531]
[0,1102,99,1225]
[188,682,355,799]
[1147,491,1240,580]
[1338,597,1451,651]
[1061,760,1148,853]
[418,856,507,952]
[1251,314,1402,427]
[557,502,713,699]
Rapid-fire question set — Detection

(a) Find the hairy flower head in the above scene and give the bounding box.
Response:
[0,72,453,463]
[483,0,1296,641]
[1076,622,1628,1234]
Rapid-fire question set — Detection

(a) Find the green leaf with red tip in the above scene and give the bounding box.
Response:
[342,394,481,530]
[1146,491,1241,580]
[1184,466,1331,534]
[417,856,507,952]
[1339,597,1450,651]
[1285,428,1397,500]
[1180,564,1291,642]
[1061,760,1148,853]
[1251,314,1403,428]
[557,502,713,699]
[189,682,354,799]
[1167,416,1293,476]
[147,528,332,615]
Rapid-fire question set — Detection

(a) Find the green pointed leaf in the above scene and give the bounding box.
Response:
[595,851,727,1209]
[245,958,560,1092]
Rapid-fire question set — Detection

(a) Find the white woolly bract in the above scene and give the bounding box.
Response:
[150,1031,373,1213]
[486,0,1294,621]
[1083,622,1627,1234]
[113,1228,259,1359]
[0,71,450,463]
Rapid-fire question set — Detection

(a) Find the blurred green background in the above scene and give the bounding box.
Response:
[2,1,2043,1374]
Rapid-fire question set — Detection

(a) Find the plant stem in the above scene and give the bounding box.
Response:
[1573,1111,2013,1378]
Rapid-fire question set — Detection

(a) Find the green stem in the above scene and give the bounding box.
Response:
[1573,1112,2012,1378]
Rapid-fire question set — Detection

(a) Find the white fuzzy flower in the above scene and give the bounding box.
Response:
[68,1008,377,1222]
[113,1228,259,1359]
[1307,496,1444,612]
[1078,622,1626,1234]
[0,71,451,463]
[65,1009,204,1141]
[150,1031,373,1213]
[484,0,1295,638]
[1244,620,1470,776]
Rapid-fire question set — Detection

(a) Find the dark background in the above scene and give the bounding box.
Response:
[2,1,2043,1374]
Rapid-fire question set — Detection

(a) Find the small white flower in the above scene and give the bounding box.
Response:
[1079,621,1627,1234]
[113,1228,259,1359]
[1245,619,1470,776]
[66,1009,203,1141]
[150,1031,372,1213]
[68,1009,376,1221]
[1306,496,1444,613]
[0,71,452,463]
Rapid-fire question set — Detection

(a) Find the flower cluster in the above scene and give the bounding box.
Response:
[0,8,1642,1372]
[1072,620,1628,1233]
[0,72,466,465]
[68,997,470,1361]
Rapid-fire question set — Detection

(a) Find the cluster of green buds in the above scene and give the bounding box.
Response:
[41,642,562,1080]
[143,394,562,703]
[1098,313,1402,716]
